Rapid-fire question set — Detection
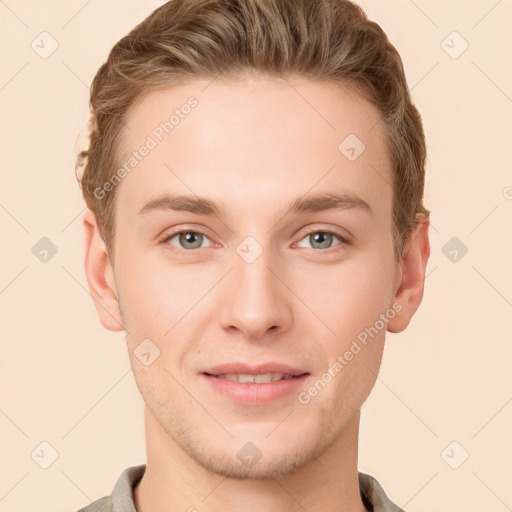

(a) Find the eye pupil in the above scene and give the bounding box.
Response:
[310,232,333,249]
[179,231,203,249]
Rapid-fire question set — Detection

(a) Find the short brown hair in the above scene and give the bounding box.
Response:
[76,0,430,262]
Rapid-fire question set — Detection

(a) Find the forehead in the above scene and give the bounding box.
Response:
[115,75,393,219]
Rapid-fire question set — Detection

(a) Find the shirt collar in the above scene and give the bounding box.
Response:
[108,464,405,512]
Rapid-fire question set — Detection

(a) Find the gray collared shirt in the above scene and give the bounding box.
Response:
[76,464,406,512]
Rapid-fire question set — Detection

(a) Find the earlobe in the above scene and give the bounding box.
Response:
[83,209,124,332]
[387,214,431,334]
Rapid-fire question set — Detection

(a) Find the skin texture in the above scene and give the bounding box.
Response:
[83,75,430,512]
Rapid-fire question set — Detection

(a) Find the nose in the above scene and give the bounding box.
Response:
[218,245,293,341]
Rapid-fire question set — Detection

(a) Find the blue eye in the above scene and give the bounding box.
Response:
[163,230,211,250]
[161,228,350,254]
[296,230,349,250]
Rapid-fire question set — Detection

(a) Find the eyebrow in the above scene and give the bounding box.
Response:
[138,191,372,218]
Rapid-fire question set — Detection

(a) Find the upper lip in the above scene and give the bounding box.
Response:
[202,362,309,376]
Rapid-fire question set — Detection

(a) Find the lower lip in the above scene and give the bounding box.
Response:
[201,373,310,405]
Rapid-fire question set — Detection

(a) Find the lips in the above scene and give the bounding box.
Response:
[202,362,308,377]
[209,373,296,383]
[200,362,310,405]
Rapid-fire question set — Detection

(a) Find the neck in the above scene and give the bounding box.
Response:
[134,406,368,512]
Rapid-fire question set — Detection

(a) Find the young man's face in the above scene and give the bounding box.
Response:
[84,75,429,480]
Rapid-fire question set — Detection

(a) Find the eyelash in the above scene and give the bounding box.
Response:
[160,228,351,254]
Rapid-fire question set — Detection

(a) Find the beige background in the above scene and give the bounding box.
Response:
[1,1,511,511]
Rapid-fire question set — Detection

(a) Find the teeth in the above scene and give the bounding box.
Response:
[216,373,294,383]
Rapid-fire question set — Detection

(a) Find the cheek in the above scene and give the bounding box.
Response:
[300,256,396,341]
[116,251,212,333]
[321,255,394,398]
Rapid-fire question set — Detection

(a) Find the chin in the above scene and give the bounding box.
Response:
[192,447,316,481]
[175,424,336,482]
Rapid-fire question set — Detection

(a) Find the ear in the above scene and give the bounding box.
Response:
[83,209,124,332]
[387,213,431,333]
